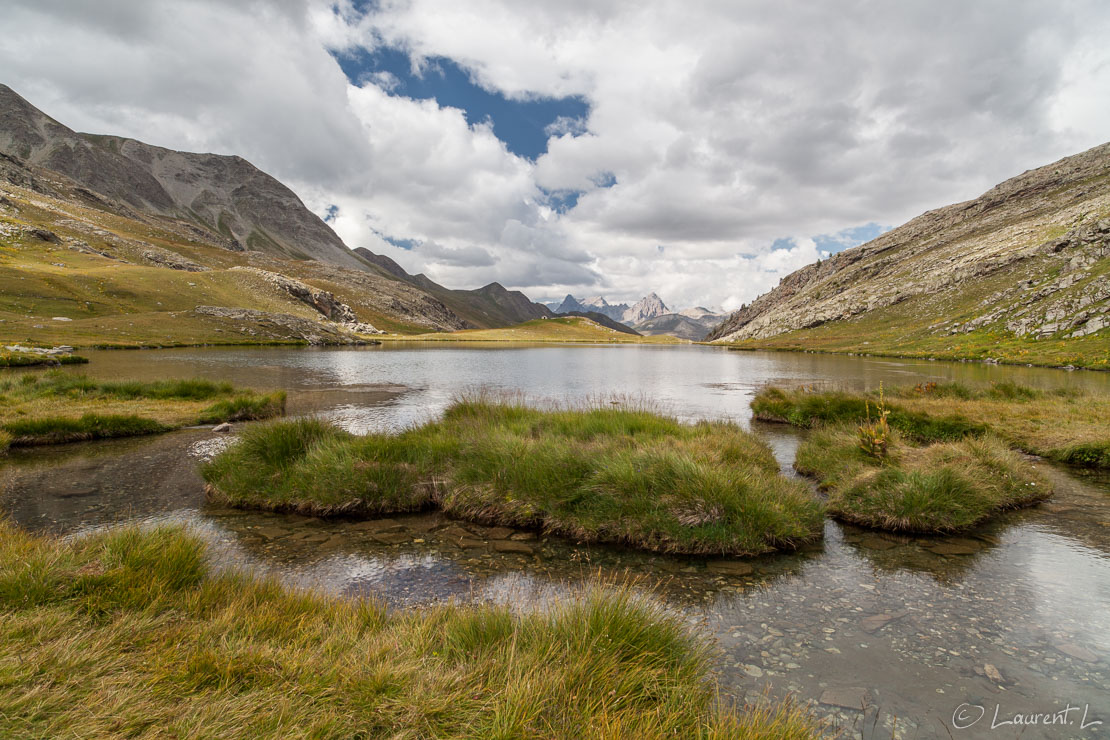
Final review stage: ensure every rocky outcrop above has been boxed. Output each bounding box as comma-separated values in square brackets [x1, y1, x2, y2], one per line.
[707, 141, 1110, 344]
[232, 266, 384, 334]
[192, 306, 370, 344]
[142, 247, 207, 272]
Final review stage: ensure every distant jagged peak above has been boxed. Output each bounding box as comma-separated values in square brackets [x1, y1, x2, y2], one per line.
[623, 292, 670, 324]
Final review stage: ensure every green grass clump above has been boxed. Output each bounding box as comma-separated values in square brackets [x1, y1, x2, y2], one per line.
[1047, 441, 1110, 468]
[795, 426, 1051, 533]
[0, 522, 819, 738]
[204, 399, 824, 556]
[0, 350, 88, 367]
[0, 430, 10, 454]
[2, 413, 169, 444]
[197, 391, 287, 423]
[751, 387, 987, 442]
[752, 383, 1110, 469]
[0, 371, 285, 447]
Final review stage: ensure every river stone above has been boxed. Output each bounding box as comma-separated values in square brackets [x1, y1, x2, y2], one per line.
[294, 531, 332, 543]
[483, 526, 515, 539]
[493, 541, 534, 554]
[457, 538, 487, 549]
[707, 560, 754, 576]
[372, 531, 411, 545]
[984, 664, 1004, 683]
[928, 542, 979, 556]
[1053, 642, 1099, 662]
[819, 688, 870, 710]
[349, 519, 396, 532]
[439, 526, 475, 540]
[55, 487, 97, 498]
[509, 532, 536, 541]
[253, 526, 291, 540]
[858, 536, 897, 551]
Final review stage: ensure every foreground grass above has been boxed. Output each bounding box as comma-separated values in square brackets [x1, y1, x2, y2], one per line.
[0, 371, 284, 449]
[204, 399, 824, 556]
[795, 427, 1050, 533]
[0, 522, 817, 739]
[752, 382, 1110, 468]
[384, 317, 684, 343]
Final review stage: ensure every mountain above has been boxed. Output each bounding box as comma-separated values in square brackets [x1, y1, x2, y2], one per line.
[622, 293, 669, 324]
[552, 294, 629, 322]
[0, 84, 551, 344]
[0, 83, 368, 270]
[554, 294, 588, 314]
[352, 248, 552, 327]
[679, 306, 725, 321]
[634, 307, 725, 340]
[706, 142, 1110, 368]
[632, 314, 708, 341]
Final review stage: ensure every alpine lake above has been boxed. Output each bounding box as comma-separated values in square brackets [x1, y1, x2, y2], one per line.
[3, 343, 1108, 739]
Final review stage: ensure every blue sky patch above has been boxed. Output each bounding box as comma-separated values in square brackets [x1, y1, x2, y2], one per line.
[331, 45, 589, 160]
[383, 235, 421, 251]
[814, 222, 889, 255]
[770, 222, 890, 260]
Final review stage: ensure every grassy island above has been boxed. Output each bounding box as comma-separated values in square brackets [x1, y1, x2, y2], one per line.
[0, 371, 284, 450]
[0, 348, 88, 367]
[752, 384, 1057, 533]
[795, 428, 1050, 532]
[752, 381, 1110, 469]
[204, 399, 824, 556]
[0, 522, 817, 739]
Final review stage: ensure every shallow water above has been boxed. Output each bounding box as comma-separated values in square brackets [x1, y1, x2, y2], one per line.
[2, 344, 1108, 738]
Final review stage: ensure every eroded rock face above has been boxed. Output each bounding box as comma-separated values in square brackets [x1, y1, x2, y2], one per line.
[233, 266, 358, 322]
[707, 142, 1110, 343]
[623, 293, 670, 325]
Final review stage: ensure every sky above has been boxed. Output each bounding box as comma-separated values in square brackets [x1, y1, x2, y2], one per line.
[2, 0, 1109, 311]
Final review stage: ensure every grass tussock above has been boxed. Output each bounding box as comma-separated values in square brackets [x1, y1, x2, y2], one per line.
[0, 522, 819, 739]
[0, 370, 285, 446]
[753, 382, 1110, 469]
[204, 399, 824, 556]
[0, 350, 88, 367]
[795, 427, 1051, 533]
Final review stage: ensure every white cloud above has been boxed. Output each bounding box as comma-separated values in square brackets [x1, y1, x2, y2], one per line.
[2, 0, 1109, 311]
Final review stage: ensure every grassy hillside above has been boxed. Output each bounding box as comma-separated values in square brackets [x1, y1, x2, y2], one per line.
[0, 181, 469, 347]
[383, 316, 684, 343]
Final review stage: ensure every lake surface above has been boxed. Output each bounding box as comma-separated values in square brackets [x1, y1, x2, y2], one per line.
[2, 344, 1108, 738]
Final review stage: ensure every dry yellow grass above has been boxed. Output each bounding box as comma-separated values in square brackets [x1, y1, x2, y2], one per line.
[0, 522, 820, 739]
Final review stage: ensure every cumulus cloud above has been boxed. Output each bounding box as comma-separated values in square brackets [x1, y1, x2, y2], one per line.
[2, 0, 1109, 310]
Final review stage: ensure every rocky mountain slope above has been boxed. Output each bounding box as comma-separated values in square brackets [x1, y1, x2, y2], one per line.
[0, 84, 552, 344]
[353, 248, 551, 328]
[706, 142, 1110, 368]
[0, 84, 368, 270]
[552, 292, 673, 327]
[633, 309, 724, 341]
[551, 295, 629, 322]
